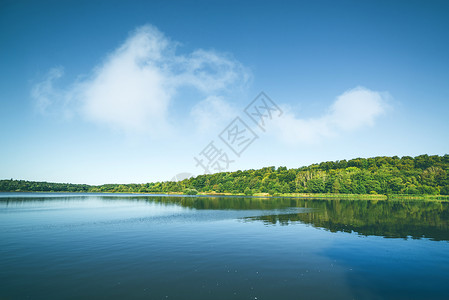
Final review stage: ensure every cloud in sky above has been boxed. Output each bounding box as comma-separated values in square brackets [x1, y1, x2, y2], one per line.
[31, 26, 389, 145]
[269, 87, 390, 144]
[31, 25, 249, 134]
[190, 95, 238, 133]
[31, 67, 64, 114]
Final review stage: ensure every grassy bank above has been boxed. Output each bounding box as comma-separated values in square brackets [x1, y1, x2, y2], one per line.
[190, 191, 449, 201]
[3, 190, 449, 201]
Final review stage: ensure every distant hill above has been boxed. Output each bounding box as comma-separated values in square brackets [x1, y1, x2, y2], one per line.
[1, 154, 448, 196]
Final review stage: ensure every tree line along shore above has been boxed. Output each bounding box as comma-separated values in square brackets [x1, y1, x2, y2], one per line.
[1, 155, 449, 199]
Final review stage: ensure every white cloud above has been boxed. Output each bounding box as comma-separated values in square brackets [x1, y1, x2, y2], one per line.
[329, 87, 388, 130]
[269, 87, 390, 144]
[31, 25, 249, 134]
[173, 49, 250, 93]
[31, 67, 64, 114]
[190, 95, 237, 132]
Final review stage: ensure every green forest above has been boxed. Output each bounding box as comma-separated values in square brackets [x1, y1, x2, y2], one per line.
[1, 154, 449, 196]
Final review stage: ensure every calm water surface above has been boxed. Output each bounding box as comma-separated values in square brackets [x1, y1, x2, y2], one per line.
[1, 193, 449, 299]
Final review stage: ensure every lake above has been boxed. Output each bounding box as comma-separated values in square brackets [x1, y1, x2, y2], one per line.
[1, 193, 449, 299]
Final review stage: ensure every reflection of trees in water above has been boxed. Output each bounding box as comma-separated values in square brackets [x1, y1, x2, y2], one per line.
[145, 196, 449, 241]
[145, 196, 305, 210]
[246, 199, 449, 241]
[4, 195, 449, 241]
[1, 195, 297, 210]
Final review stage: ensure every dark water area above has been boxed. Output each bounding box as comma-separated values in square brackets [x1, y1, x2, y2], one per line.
[1, 193, 449, 299]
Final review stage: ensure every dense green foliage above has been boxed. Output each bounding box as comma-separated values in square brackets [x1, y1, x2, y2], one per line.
[183, 188, 198, 195]
[1, 155, 448, 195]
[0, 180, 91, 192]
[171, 154, 449, 196]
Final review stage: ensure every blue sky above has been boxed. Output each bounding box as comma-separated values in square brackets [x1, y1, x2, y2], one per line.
[1, 0, 448, 184]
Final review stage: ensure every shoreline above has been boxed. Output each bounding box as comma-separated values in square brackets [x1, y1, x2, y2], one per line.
[1, 191, 449, 201]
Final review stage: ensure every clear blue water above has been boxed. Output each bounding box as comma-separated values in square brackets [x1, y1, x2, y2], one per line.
[1, 193, 449, 299]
